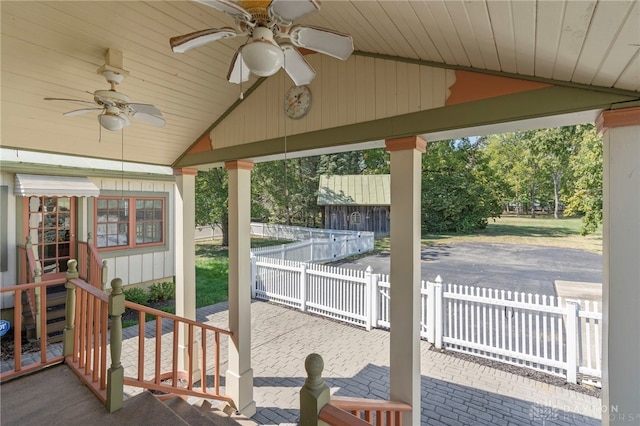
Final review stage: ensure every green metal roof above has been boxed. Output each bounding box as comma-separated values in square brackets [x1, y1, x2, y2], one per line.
[317, 175, 390, 206]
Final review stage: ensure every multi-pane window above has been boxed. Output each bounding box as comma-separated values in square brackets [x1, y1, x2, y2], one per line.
[96, 197, 164, 249]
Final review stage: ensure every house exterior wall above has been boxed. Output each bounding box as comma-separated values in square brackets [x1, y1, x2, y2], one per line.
[0, 173, 18, 310]
[0, 173, 175, 301]
[88, 177, 175, 289]
[324, 205, 390, 237]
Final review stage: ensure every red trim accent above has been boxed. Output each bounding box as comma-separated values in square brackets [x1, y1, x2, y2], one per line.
[187, 133, 213, 154]
[596, 107, 640, 135]
[446, 70, 551, 106]
[173, 168, 198, 176]
[224, 160, 254, 171]
[385, 136, 427, 153]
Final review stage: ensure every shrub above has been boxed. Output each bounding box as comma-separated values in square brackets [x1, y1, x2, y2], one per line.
[148, 281, 176, 302]
[123, 287, 148, 305]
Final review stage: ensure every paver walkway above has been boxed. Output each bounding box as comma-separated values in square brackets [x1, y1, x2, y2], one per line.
[192, 301, 601, 425]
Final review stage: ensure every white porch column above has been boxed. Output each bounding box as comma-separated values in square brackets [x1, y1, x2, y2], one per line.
[173, 168, 199, 379]
[597, 107, 640, 425]
[225, 160, 256, 416]
[385, 136, 426, 426]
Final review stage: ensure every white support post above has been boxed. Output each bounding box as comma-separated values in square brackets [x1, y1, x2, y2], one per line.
[598, 108, 640, 424]
[426, 279, 435, 344]
[386, 136, 426, 426]
[225, 160, 256, 417]
[565, 300, 580, 384]
[434, 276, 443, 349]
[300, 263, 307, 312]
[174, 168, 200, 382]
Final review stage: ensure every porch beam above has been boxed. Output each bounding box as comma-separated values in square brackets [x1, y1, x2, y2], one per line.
[386, 136, 426, 426]
[225, 160, 256, 416]
[598, 107, 640, 425]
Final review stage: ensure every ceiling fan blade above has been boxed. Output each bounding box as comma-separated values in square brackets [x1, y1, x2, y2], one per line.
[63, 108, 103, 116]
[133, 112, 165, 127]
[227, 50, 250, 84]
[170, 27, 237, 53]
[282, 45, 316, 86]
[128, 103, 163, 117]
[268, 0, 320, 25]
[193, 0, 252, 22]
[289, 25, 354, 60]
[44, 97, 96, 107]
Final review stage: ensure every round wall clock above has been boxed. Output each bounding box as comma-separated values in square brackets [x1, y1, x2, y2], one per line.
[284, 85, 311, 119]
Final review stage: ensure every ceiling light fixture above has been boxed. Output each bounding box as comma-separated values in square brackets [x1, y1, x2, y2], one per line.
[240, 27, 284, 77]
[98, 107, 127, 131]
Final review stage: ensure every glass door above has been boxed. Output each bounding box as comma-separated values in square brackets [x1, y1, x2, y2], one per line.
[25, 196, 76, 276]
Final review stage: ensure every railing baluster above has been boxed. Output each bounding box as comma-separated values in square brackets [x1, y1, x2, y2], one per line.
[215, 331, 220, 395]
[138, 311, 146, 382]
[188, 324, 194, 390]
[155, 317, 162, 384]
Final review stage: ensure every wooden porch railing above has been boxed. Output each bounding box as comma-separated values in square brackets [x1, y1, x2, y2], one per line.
[18, 237, 42, 336]
[324, 397, 412, 425]
[78, 233, 107, 290]
[61, 259, 234, 412]
[300, 353, 412, 426]
[121, 300, 235, 408]
[0, 279, 65, 382]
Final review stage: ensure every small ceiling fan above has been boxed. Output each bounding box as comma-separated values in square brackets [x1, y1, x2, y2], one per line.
[170, 0, 354, 86]
[45, 49, 165, 132]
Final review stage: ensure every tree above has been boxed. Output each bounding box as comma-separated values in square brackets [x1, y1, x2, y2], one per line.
[563, 124, 602, 234]
[195, 168, 229, 245]
[422, 138, 503, 233]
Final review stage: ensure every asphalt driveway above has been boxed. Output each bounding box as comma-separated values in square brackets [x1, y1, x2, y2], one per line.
[331, 242, 602, 296]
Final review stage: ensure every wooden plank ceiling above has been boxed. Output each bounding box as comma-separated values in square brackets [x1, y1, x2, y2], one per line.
[1, 1, 638, 167]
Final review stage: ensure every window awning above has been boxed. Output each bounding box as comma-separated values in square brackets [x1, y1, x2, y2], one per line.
[14, 174, 100, 197]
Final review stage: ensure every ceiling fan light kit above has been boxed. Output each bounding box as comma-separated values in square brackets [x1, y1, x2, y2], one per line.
[171, 0, 354, 86]
[44, 49, 165, 132]
[241, 27, 284, 77]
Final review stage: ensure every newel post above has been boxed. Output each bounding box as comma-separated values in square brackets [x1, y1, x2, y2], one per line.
[63, 260, 79, 357]
[300, 353, 330, 426]
[106, 278, 125, 412]
[101, 260, 108, 291]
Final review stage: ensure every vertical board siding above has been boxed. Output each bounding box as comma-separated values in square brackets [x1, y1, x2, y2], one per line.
[210, 57, 455, 148]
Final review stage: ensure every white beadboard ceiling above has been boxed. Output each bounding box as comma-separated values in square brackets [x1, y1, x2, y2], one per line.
[1, 1, 638, 167]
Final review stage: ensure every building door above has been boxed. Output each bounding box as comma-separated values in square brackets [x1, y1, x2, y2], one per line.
[24, 196, 76, 276]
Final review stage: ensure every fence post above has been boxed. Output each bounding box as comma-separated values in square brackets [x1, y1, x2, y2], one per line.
[300, 353, 330, 426]
[310, 238, 315, 263]
[106, 278, 125, 413]
[565, 299, 580, 384]
[250, 254, 257, 299]
[426, 279, 435, 343]
[63, 260, 79, 357]
[281, 244, 286, 261]
[434, 275, 443, 349]
[300, 263, 307, 312]
[364, 266, 373, 331]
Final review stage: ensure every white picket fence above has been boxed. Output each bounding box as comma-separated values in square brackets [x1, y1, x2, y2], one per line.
[251, 256, 602, 385]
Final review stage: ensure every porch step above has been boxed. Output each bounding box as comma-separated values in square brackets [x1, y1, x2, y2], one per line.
[22, 285, 67, 343]
[163, 396, 257, 426]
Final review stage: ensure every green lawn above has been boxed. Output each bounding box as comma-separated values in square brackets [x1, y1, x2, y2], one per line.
[375, 215, 602, 254]
[194, 237, 293, 307]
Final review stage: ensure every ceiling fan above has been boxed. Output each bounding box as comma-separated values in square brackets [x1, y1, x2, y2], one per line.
[170, 0, 354, 86]
[44, 50, 165, 132]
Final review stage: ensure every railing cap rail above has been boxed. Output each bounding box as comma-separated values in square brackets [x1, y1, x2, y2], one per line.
[330, 396, 412, 412]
